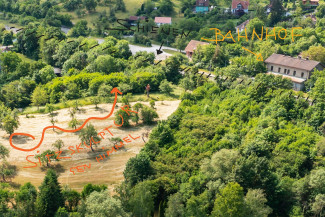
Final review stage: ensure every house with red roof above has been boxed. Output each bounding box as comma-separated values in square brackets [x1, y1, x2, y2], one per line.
[195, 0, 209, 13]
[154, 17, 172, 27]
[231, 0, 249, 15]
[185, 40, 209, 58]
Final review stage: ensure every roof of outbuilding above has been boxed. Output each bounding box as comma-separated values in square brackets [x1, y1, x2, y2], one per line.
[154, 17, 172, 24]
[185, 40, 209, 53]
[196, 0, 209, 7]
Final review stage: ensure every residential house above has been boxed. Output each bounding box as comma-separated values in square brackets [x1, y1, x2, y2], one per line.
[265, 53, 324, 91]
[154, 17, 172, 27]
[185, 40, 209, 58]
[236, 19, 250, 33]
[128, 16, 146, 26]
[195, 0, 209, 13]
[302, 0, 319, 7]
[231, 0, 249, 15]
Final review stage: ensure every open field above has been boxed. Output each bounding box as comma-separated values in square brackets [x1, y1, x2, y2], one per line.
[1, 100, 180, 193]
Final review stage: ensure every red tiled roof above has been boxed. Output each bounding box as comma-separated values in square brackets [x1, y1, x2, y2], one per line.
[232, 0, 249, 9]
[154, 17, 172, 24]
[265, 53, 321, 71]
[129, 16, 146, 21]
[196, 0, 209, 7]
[185, 40, 209, 53]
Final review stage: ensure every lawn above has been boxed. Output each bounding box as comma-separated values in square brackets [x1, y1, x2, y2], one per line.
[60, 0, 183, 28]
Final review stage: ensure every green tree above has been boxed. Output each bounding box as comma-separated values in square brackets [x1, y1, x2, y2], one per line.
[173, 36, 187, 52]
[15, 182, 37, 216]
[55, 207, 69, 217]
[114, 108, 132, 127]
[302, 46, 325, 65]
[164, 55, 182, 83]
[269, 0, 284, 26]
[180, 76, 195, 91]
[40, 38, 60, 66]
[311, 194, 325, 217]
[81, 184, 107, 199]
[244, 189, 272, 217]
[212, 182, 246, 217]
[311, 77, 325, 102]
[83, 190, 130, 217]
[98, 84, 113, 98]
[83, 0, 97, 12]
[68, 20, 90, 37]
[132, 103, 143, 124]
[141, 105, 159, 124]
[129, 182, 154, 217]
[35, 150, 57, 167]
[35, 169, 64, 217]
[62, 187, 80, 212]
[79, 124, 101, 152]
[246, 18, 264, 36]
[2, 32, 13, 45]
[124, 152, 152, 186]
[0, 144, 9, 159]
[159, 79, 173, 95]
[2, 114, 19, 135]
[116, 0, 126, 12]
[0, 51, 22, 73]
[158, 0, 174, 15]
[69, 118, 79, 130]
[316, 4, 325, 18]
[32, 86, 48, 110]
[90, 96, 100, 109]
[165, 192, 185, 217]
[52, 139, 64, 152]
[0, 161, 17, 182]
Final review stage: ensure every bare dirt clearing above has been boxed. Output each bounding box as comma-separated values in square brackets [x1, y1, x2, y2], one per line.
[0, 100, 180, 192]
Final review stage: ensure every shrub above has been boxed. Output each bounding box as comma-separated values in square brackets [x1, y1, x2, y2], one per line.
[141, 105, 158, 124]
[159, 79, 173, 95]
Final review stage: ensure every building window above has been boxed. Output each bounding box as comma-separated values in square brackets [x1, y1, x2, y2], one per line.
[287, 69, 290, 74]
[278, 67, 281, 73]
[301, 72, 304, 78]
[271, 66, 273, 71]
[284, 69, 287, 74]
[293, 71, 296, 76]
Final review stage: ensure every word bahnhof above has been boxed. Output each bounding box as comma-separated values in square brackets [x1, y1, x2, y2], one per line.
[201, 27, 302, 43]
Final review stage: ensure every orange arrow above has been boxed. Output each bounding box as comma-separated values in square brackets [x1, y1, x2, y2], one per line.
[9, 88, 122, 152]
[242, 47, 263, 61]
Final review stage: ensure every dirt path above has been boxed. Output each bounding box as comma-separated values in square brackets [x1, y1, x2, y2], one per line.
[0, 100, 180, 192]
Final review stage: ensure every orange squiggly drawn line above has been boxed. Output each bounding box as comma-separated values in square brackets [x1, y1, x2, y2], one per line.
[9, 88, 122, 152]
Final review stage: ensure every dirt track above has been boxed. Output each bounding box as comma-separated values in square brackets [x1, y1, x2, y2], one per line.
[0, 100, 180, 192]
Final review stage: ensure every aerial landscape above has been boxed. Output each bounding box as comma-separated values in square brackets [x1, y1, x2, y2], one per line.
[0, 0, 325, 216]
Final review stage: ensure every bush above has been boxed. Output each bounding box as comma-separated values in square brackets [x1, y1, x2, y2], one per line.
[114, 108, 132, 127]
[141, 105, 158, 124]
[159, 79, 173, 95]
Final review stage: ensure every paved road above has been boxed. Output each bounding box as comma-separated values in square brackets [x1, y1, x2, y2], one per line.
[97, 38, 182, 60]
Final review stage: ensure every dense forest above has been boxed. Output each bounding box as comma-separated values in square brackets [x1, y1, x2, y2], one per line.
[0, 0, 325, 216]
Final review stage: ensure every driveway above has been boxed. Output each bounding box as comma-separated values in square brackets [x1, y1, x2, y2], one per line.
[96, 38, 182, 60]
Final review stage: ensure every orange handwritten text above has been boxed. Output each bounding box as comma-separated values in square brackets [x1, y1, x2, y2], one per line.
[201, 27, 302, 43]
[70, 164, 91, 175]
